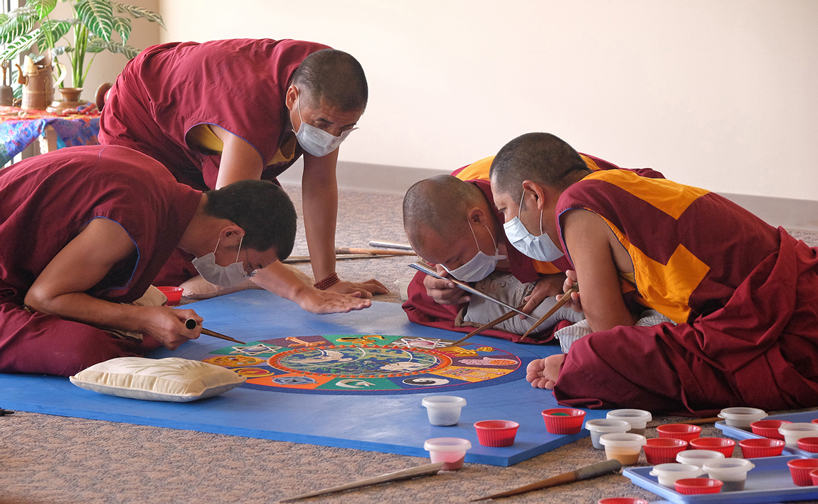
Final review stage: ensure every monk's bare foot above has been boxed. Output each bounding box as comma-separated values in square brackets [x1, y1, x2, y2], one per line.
[526, 355, 565, 389]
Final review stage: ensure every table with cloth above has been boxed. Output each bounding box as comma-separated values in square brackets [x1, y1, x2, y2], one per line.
[0, 105, 100, 166]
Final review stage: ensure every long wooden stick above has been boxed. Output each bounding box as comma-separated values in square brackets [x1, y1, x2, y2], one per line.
[519, 284, 579, 341]
[335, 247, 416, 256]
[470, 459, 621, 501]
[368, 240, 413, 250]
[284, 254, 393, 264]
[669, 416, 721, 426]
[185, 318, 246, 345]
[449, 304, 526, 347]
[279, 462, 444, 502]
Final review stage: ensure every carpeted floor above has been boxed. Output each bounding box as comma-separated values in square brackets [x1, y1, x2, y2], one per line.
[1, 184, 817, 504]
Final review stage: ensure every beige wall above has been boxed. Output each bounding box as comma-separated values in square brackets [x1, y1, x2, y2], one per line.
[154, 0, 817, 201]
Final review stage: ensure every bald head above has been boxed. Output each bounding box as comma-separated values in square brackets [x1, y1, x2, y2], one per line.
[489, 133, 591, 201]
[292, 49, 368, 112]
[403, 175, 487, 251]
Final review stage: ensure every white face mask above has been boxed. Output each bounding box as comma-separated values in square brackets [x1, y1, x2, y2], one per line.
[293, 90, 355, 157]
[442, 221, 506, 282]
[503, 189, 565, 262]
[191, 236, 251, 288]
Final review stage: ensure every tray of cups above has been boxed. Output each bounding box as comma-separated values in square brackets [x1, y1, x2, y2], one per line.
[715, 410, 818, 458]
[623, 455, 818, 503]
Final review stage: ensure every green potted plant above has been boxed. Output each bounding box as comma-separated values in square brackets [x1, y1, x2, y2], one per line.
[0, 0, 164, 104]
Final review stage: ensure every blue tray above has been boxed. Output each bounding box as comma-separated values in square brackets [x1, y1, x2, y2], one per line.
[624, 455, 818, 503]
[716, 411, 818, 458]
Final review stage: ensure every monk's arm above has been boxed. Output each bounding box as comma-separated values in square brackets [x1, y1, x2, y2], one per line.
[561, 209, 636, 331]
[23, 218, 200, 350]
[212, 126, 264, 188]
[302, 150, 388, 297]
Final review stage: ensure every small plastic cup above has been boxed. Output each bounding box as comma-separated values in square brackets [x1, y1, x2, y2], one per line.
[649, 463, 703, 487]
[598, 499, 649, 504]
[813, 419, 818, 425]
[606, 409, 652, 435]
[751, 419, 792, 439]
[718, 407, 767, 429]
[423, 437, 471, 470]
[787, 458, 818, 486]
[157, 286, 183, 306]
[644, 438, 688, 465]
[656, 423, 702, 442]
[810, 468, 818, 486]
[421, 396, 466, 426]
[474, 420, 519, 447]
[541, 408, 586, 435]
[739, 438, 785, 458]
[703, 458, 755, 491]
[585, 419, 631, 449]
[676, 449, 725, 468]
[797, 437, 818, 453]
[674, 478, 723, 495]
[779, 422, 818, 447]
[599, 433, 646, 466]
[689, 437, 736, 457]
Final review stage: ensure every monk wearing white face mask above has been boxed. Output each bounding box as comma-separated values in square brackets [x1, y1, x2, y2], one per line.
[99, 39, 387, 314]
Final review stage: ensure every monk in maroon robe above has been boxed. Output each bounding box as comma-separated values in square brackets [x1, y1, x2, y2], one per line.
[490, 133, 818, 415]
[0, 145, 295, 376]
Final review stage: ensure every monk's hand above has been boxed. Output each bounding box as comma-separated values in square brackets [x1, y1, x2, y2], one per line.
[295, 288, 372, 313]
[326, 278, 389, 298]
[526, 354, 565, 389]
[424, 265, 470, 305]
[142, 307, 201, 351]
[521, 273, 566, 316]
[563, 270, 583, 313]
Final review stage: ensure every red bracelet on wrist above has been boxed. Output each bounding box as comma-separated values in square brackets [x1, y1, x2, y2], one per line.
[314, 272, 340, 290]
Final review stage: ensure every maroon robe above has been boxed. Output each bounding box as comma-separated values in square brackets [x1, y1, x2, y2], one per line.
[0, 146, 201, 376]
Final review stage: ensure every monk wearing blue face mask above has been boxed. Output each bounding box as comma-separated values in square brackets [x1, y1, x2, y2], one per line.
[99, 39, 387, 314]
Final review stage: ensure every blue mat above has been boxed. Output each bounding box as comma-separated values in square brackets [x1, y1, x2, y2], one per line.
[0, 290, 607, 466]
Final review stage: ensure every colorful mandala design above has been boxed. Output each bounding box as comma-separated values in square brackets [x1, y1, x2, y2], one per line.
[201, 334, 527, 395]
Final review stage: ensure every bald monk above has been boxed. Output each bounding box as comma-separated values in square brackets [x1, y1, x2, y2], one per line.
[0, 145, 296, 376]
[489, 132, 818, 414]
[99, 39, 387, 313]
[402, 156, 662, 342]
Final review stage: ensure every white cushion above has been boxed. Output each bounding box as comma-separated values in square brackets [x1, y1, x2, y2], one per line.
[69, 357, 245, 402]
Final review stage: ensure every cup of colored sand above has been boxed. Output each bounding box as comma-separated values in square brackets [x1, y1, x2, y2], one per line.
[779, 422, 818, 447]
[598, 499, 649, 504]
[751, 419, 791, 439]
[157, 286, 183, 306]
[606, 409, 652, 435]
[810, 468, 818, 486]
[797, 437, 818, 453]
[422, 396, 466, 426]
[474, 420, 519, 447]
[703, 458, 754, 491]
[656, 423, 702, 442]
[787, 458, 818, 486]
[674, 478, 723, 495]
[689, 437, 736, 457]
[738, 438, 785, 458]
[541, 408, 585, 435]
[599, 433, 646, 466]
[649, 463, 703, 487]
[718, 407, 766, 429]
[644, 438, 688, 465]
[586, 419, 631, 449]
[675, 449, 725, 468]
[423, 437, 471, 470]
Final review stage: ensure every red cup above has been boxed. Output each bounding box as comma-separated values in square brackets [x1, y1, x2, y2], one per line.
[674, 478, 723, 495]
[689, 437, 736, 457]
[751, 419, 792, 439]
[811, 468, 818, 486]
[643, 438, 688, 465]
[474, 420, 519, 447]
[656, 423, 702, 442]
[812, 419, 818, 425]
[541, 408, 586, 435]
[739, 438, 785, 458]
[797, 437, 818, 453]
[788, 458, 818, 486]
[598, 499, 649, 504]
[157, 286, 184, 306]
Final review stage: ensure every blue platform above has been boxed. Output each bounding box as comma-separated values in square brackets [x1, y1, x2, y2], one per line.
[0, 290, 607, 466]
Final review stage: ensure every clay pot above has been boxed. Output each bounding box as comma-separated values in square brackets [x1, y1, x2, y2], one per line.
[47, 87, 87, 114]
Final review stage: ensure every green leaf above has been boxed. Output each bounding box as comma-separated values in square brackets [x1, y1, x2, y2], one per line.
[112, 15, 131, 44]
[86, 36, 139, 59]
[111, 1, 165, 29]
[75, 0, 114, 42]
[0, 29, 41, 61]
[51, 45, 68, 56]
[0, 6, 38, 44]
[0, 14, 9, 26]
[38, 18, 74, 44]
[26, 0, 57, 19]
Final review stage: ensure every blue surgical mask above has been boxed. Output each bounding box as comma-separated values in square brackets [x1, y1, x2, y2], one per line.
[293, 89, 355, 157]
[503, 190, 564, 262]
[191, 236, 251, 287]
[442, 221, 506, 282]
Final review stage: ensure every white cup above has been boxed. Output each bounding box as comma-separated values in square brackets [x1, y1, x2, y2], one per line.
[424, 437, 471, 470]
[703, 458, 755, 492]
[606, 409, 652, 435]
[585, 419, 631, 449]
[649, 463, 703, 487]
[718, 407, 767, 428]
[599, 432, 647, 466]
[779, 422, 818, 447]
[676, 449, 725, 468]
[422, 396, 466, 426]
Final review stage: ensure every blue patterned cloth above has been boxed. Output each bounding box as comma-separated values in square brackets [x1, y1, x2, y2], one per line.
[0, 105, 100, 165]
